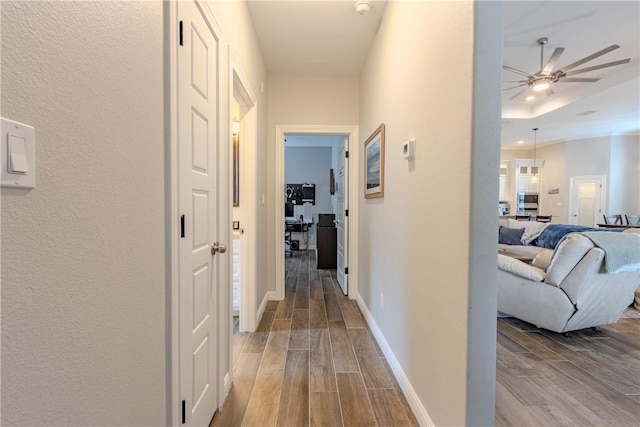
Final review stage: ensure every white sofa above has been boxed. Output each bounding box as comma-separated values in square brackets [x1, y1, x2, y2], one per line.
[497, 232, 640, 333]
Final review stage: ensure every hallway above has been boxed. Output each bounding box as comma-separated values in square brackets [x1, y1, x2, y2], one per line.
[210, 251, 419, 426]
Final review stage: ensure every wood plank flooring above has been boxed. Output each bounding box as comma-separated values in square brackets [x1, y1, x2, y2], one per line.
[496, 316, 640, 426]
[216, 251, 640, 426]
[211, 251, 419, 427]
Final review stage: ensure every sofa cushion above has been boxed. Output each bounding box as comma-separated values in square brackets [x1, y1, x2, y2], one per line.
[499, 226, 525, 245]
[545, 233, 594, 287]
[498, 254, 546, 282]
[531, 249, 554, 271]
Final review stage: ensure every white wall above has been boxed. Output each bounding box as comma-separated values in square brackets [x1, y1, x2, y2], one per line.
[206, 1, 268, 315]
[1, 2, 166, 425]
[502, 135, 639, 223]
[285, 147, 333, 220]
[359, 2, 501, 425]
[537, 142, 568, 222]
[610, 135, 640, 215]
[267, 74, 359, 294]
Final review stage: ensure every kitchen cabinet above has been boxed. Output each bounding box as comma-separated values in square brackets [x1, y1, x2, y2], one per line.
[499, 163, 508, 200]
[515, 162, 542, 192]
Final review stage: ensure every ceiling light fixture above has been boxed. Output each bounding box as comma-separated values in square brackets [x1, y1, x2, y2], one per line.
[532, 78, 551, 92]
[531, 127, 539, 182]
[516, 140, 524, 145]
[525, 95, 535, 101]
[354, 0, 372, 14]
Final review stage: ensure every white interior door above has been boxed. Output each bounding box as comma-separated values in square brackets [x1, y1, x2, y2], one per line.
[336, 137, 348, 295]
[178, 1, 221, 425]
[570, 176, 604, 227]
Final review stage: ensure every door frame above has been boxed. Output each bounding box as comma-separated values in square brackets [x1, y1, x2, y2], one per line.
[229, 50, 258, 333]
[274, 125, 359, 300]
[166, 1, 231, 424]
[568, 174, 606, 226]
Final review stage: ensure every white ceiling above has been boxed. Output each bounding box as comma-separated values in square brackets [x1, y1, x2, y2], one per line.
[247, 0, 387, 75]
[246, 1, 639, 149]
[501, 1, 640, 149]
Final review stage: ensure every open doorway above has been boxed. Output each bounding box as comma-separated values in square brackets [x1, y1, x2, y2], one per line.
[284, 135, 344, 291]
[230, 57, 258, 334]
[275, 125, 359, 301]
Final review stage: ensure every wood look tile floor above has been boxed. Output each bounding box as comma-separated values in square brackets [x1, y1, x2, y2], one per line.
[215, 251, 640, 427]
[211, 251, 419, 427]
[496, 316, 640, 426]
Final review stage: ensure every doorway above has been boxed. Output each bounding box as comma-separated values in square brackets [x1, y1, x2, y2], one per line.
[230, 54, 258, 333]
[569, 175, 606, 227]
[275, 125, 359, 301]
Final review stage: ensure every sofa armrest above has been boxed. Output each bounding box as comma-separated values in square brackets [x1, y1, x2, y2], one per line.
[498, 254, 546, 282]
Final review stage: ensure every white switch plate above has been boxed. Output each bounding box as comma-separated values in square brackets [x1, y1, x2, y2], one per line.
[2, 117, 36, 189]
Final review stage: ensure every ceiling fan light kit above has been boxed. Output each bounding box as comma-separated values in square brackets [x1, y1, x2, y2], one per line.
[503, 36, 632, 100]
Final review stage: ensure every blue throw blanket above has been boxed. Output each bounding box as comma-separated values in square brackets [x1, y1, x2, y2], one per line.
[531, 224, 624, 249]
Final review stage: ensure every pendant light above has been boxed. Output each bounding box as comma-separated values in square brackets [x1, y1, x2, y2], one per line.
[531, 127, 539, 182]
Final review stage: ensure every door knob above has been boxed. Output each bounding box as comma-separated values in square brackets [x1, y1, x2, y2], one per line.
[211, 242, 227, 255]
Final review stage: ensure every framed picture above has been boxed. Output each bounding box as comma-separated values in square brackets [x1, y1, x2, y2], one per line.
[364, 123, 385, 199]
[233, 133, 239, 206]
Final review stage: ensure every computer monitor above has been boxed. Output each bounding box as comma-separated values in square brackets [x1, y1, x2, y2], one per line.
[285, 202, 294, 217]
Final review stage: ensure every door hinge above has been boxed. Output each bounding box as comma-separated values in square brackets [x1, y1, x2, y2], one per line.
[345, 209, 349, 217]
[345, 267, 349, 275]
[179, 21, 184, 46]
[181, 400, 186, 424]
[180, 215, 185, 238]
[345, 151, 349, 158]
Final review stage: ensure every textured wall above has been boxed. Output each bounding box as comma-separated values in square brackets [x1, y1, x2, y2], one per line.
[267, 74, 359, 295]
[1, 2, 166, 425]
[358, 2, 501, 425]
[206, 0, 269, 314]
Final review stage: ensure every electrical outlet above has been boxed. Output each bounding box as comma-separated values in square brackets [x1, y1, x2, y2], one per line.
[380, 293, 384, 310]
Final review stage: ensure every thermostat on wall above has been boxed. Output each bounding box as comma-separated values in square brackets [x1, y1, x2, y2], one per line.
[402, 139, 415, 160]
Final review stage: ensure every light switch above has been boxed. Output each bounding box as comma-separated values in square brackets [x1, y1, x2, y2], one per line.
[2, 117, 36, 189]
[9, 134, 29, 174]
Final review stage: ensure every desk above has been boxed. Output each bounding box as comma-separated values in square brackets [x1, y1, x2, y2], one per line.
[285, 218, 313, 251]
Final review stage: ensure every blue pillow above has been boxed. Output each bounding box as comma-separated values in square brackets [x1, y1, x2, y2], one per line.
[499, 226, 524, 245]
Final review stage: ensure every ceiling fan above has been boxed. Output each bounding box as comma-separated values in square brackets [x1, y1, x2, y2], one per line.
[503, 37, 631, 100]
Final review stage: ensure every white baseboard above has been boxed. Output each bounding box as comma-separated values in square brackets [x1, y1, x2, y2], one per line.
[266, 291, 278, 300]
[257, 292, 270, 324]
[223, 372, 231, 395]
[356, 295, 434, 427]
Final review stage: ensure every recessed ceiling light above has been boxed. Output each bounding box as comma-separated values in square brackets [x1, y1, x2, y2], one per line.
[354, 0, 372, 14]
[516, 140, 524, 145]
[525, 95, 535, 101]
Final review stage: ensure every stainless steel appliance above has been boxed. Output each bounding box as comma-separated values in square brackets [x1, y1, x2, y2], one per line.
[499, 201, 510, 215]
[517, 192, 539, 214]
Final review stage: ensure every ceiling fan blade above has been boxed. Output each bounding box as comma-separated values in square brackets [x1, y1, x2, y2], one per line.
[564, 58, 631, 76]
[558, 77, 600, 83]
[503, 65, 532, 78]
[541, 47, 565, 74]
[559, 44, 620, 72]
[503, 80, 528, 83]
[503, 83, 528, 91]
[508, 87, 528, 100]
